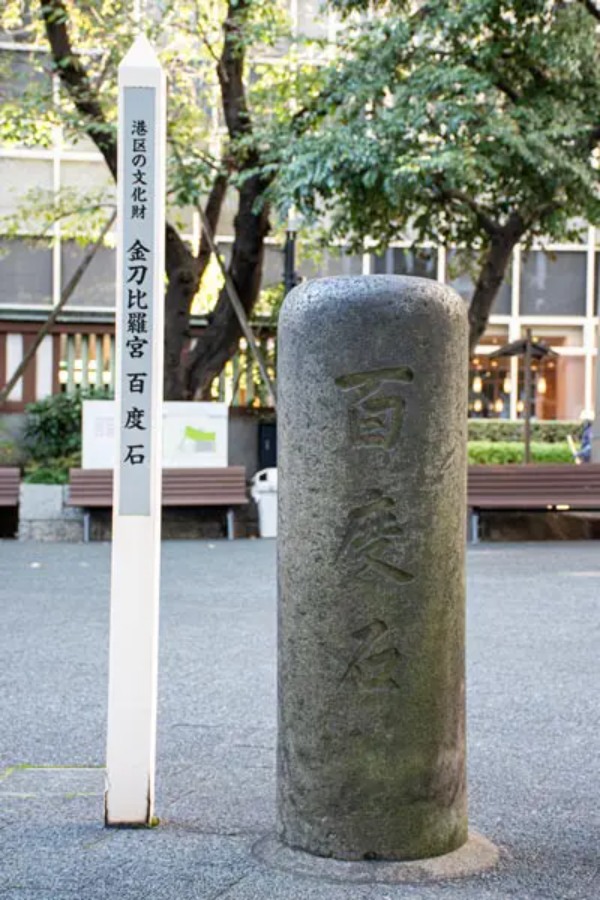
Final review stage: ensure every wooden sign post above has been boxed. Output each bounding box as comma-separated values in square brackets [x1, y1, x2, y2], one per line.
[105, 34, 166, 826]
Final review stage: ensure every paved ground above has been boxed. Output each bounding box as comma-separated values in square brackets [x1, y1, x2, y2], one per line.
[0, 539, 599, 899]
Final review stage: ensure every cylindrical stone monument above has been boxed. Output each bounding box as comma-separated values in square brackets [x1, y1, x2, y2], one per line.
[277, 275, 468, 861]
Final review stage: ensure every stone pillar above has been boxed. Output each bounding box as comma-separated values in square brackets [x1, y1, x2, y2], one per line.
[277, 275, 468, 861]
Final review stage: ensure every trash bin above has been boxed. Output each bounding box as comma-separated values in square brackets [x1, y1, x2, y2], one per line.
[250, 468, 278, 538]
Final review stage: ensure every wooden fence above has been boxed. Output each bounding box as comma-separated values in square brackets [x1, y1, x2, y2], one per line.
[0, 319, 276, 412]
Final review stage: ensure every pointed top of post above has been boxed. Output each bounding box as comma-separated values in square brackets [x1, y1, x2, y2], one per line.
[120, 33, 161, 72]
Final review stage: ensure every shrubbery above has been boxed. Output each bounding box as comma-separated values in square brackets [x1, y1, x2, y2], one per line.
[467, 420, 580, 444]
[22, 390, 111, 484]
[14, 394, 585, 479]
[23, 458, 81, 484]
[468, 441, 574, 465]
[0, 437, 23, 466]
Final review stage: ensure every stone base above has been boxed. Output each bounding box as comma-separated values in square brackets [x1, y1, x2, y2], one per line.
[18, 519, 84, 542]
[18, 484, 84, 542]
[253, 832, 499, 885]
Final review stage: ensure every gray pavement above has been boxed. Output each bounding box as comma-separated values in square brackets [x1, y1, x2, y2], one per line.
[0, 539, 599, 899]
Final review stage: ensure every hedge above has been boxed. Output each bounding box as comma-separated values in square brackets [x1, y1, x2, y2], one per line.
[467, 420, 580, 444]
[468, 441, 574, 465]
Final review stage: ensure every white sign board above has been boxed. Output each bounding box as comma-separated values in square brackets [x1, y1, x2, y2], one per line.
[118, 86, 156, 515]
[106, 34, 166, 828]
[162, 402, 228, 468]
[83, 401, 116, 467]
[83, 400, 229, 469]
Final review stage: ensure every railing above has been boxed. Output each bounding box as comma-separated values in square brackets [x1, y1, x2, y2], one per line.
[58, 332, 115, 393]
[209, 336, 276, 407]
[58, 332, 276, 407]
[0, 322, 277, 411]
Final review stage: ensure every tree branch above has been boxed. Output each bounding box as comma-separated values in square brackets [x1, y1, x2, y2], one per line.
[468, 212, 527, 351]
[184, 0, 273, 398]
[580, 0, 600, 22]
[435, 183, 500, 236]
[168, 140, 229, 275]
[587, 123, 600, 149]
[217, 0, 254, 148]
[194, 198, 276, 406]
[196, 172, 229, 271]
[464, 55, 521, 104]
[40, 0, 117, 177]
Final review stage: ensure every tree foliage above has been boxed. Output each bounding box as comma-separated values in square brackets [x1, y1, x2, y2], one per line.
[269, 0, 600, 347]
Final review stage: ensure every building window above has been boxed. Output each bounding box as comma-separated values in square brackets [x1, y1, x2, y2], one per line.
[298, 249, 363, 280]
[372, 247, 437, 279]
[551, 356, 585, 420]
[520, 251, 586, 316]
[0, 238, 52, 306]
[61, 241, 116, 308]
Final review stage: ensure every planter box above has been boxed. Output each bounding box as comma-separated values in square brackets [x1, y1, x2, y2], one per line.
[18, 484, 83, 542]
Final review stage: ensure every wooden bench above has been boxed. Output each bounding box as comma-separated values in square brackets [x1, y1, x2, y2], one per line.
[0, 468, 20, 508]
[67, 467, 248, 542]
[467, 463, 600, 542]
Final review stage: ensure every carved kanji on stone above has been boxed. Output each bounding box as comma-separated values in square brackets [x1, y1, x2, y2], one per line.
[335, 366, 413, 450]
[337, 489, 414, 586]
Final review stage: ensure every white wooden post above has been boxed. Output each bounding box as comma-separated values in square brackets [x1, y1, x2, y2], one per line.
[105, 34, 166, 826]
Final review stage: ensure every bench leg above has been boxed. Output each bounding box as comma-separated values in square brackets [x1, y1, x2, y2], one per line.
[469, 510, 480, 545]
[226, 508, 235, 541]
[83, 511, 91, 544]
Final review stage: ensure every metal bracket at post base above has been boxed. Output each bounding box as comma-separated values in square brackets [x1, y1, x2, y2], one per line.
[226, 508, 235, 541]
[469, 509, 480, 544]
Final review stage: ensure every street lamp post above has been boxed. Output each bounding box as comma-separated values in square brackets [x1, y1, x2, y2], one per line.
[489, 330, 557, 464]
[283, 227, 297, 296]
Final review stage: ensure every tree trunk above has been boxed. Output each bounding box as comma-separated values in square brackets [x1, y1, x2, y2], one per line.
[185, 172, 271, 398]
[181, 0, 274, 399]
[41, 1, 267, 404]
[468, 216, 525, 352]
[163, 172, 229, 400]
[163, 244, 200, 401]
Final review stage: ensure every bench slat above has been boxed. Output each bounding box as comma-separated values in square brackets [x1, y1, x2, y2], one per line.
[468, 463, 600, 510]
[0, 468, 20, 506]
[68, 468, 248, 508]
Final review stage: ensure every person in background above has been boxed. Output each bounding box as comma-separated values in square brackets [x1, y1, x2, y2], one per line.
[576, 417, 593, 463]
